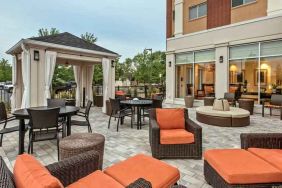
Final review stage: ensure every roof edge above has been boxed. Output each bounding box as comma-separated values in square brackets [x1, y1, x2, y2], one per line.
[6, 39, 120, 58]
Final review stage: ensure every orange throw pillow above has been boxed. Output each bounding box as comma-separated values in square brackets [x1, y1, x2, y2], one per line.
[14, 154, 63, 188]
[156, 108, 185, 130]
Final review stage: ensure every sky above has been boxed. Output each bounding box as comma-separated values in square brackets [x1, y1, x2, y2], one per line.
[0, 0, 166, 63]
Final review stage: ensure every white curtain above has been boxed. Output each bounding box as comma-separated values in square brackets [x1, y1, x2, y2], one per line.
[73, 66, 82, 107]
[44, 51, 57, 106]
[10, 56, 17, 112]
[21, 45, 31, 109]
[86, 65, 94, 102]
[102, 58, 110, 113]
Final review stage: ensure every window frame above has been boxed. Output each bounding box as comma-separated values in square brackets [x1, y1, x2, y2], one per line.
[231, 0, 256, 8]
[189, 2, 207, 21]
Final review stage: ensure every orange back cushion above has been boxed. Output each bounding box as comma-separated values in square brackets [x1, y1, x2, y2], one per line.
[14, 154, 63, 188]
[156, 108, 185, 130]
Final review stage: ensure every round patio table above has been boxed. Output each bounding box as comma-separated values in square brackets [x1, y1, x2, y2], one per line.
[120, 100, 152, 130]
[13, 106, 79, 154]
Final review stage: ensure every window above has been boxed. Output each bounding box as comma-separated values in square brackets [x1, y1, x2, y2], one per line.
[232, 0, 256, 8]
[189, 3, 207, 20]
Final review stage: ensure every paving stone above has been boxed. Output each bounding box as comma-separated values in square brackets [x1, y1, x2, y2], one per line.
[0, 104, 281, 186]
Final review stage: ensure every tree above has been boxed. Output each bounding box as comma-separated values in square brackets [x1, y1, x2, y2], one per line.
[131, 51, 166, 84]
[81, 32, 97, 44]
[0, 58, 12, 82]
[38, 28, 60, 37]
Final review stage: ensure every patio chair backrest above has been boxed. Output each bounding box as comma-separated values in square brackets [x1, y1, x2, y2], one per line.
[47, 99, 66, 108]
[85, 100, 93, 118]
[28, 107, 60, 130]
[151, 99, 162, 108]
[270, 94, 282, 106]
[109, 98, 121, 114]
[0, 102, 7, 121]
[0, 156, 15, 188]
[224, 93, 235, 101]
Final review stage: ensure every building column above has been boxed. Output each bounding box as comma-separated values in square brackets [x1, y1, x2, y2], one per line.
[215, 44, 229, 98]
[267, 0, 282, 16]
[165, 53, 175, 104]
[174, 0, 184, 37]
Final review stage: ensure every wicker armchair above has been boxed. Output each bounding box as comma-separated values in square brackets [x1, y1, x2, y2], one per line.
[204, 133, 282, 188]
[0, 151, 152, 188]
[262, 94, 282, 120]
[149, 108, 202, 159]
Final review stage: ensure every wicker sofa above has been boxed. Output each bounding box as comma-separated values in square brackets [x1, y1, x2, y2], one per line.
[149, 108, 202, 159]
[204, 133, 282, 188]
[0, 150, 182, 188]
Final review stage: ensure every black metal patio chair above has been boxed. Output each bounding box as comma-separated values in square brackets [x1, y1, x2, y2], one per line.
[0, 102, 28, 147]
[71, 100, 93, 133]
[108, 98, 133, 132]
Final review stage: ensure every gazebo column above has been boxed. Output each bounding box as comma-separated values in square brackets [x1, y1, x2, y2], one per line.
[11, 55, 23, 112]
[102, 58, 115, 113]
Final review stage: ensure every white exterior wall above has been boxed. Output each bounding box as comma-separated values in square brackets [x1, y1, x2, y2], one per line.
[166, 14, 282, 104]
[174, 0, 184, 36]
[267, 0, 282, 16]
[215, 45, 228, 99]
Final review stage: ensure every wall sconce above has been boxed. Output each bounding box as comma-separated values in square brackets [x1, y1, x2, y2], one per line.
[219, 56, 224, 63]
[111, 60, 115, 68]
[168, 61, 172, 67]
[34, 50, 40, 61]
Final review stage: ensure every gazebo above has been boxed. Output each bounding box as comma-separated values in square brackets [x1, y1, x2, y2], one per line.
[6, 32, 119, 113]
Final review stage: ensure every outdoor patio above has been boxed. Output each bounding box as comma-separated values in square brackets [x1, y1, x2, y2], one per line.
[0, 103, 281, 187]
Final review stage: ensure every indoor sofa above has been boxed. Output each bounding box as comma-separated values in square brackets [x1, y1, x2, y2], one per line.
[204, 133, 282, 188]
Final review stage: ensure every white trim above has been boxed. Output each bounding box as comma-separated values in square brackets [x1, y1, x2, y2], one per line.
[57, 53, 102, 63]
[167, 13, 282, 41]
[7, 39, 120, 58]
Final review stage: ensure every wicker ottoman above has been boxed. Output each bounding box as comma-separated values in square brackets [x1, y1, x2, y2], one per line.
[59, 133, 105, 169]
[238, 99, 254, 115]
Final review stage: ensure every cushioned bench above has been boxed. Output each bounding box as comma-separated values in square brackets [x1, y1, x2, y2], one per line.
[204, 133, 282, 187]
[196, 106, 250, 127]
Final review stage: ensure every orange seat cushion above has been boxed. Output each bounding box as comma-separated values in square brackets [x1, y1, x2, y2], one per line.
[160, 129, 194, 145]
[67, 170, 123, 188]
[156, 108, 185, 130]
[248, 148, 282, 171]
[13, 154, 63, 188]
[204, 149, 282, 184]
[104, 154, 180, 188]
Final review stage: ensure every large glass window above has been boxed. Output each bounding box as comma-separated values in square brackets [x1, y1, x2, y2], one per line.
[232, 0, 256, 8]
[229, 40, 282, 103]
[175, 50, 215, 99]
[189, 3, 207, 20]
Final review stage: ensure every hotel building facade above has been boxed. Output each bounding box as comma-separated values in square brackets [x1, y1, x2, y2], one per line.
[165, 0, 282, 104]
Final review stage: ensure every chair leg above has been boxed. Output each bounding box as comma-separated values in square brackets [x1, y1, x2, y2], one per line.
[262, 107, 265, 117]
[117, 118, 120, 132]
[56, 133, 60, 160]
[108, 115, 112, 129]
[270, 108, 272, 116]
[0, 134, 3, 147]
[28, 132, 33, 154]
[88, 121, 92, 133]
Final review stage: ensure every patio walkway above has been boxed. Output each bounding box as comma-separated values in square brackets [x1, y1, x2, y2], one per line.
[0, 104, 281, 187]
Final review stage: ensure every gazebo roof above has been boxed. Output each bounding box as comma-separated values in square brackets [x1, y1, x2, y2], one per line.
[6, 32, 119, 57]
[29, 32, 118, 55]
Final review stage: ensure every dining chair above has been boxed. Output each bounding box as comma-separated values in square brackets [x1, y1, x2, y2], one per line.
[47, 98, 66, 108]
[0, 102, 27, 147]
[47, 98, 66, 136]
[143, 99, 163, 119]
[27, 107, 60, 159]
[71, 100, 93, 133]
[108, 98, 132, 132]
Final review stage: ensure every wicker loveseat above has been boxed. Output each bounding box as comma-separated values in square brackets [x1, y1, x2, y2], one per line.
[1, 151, 181, 188]
[204, 133, 282, 188]
[149, 108, 202, 159]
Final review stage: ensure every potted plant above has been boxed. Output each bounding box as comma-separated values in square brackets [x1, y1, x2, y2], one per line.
[272, 84, 277, 94]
